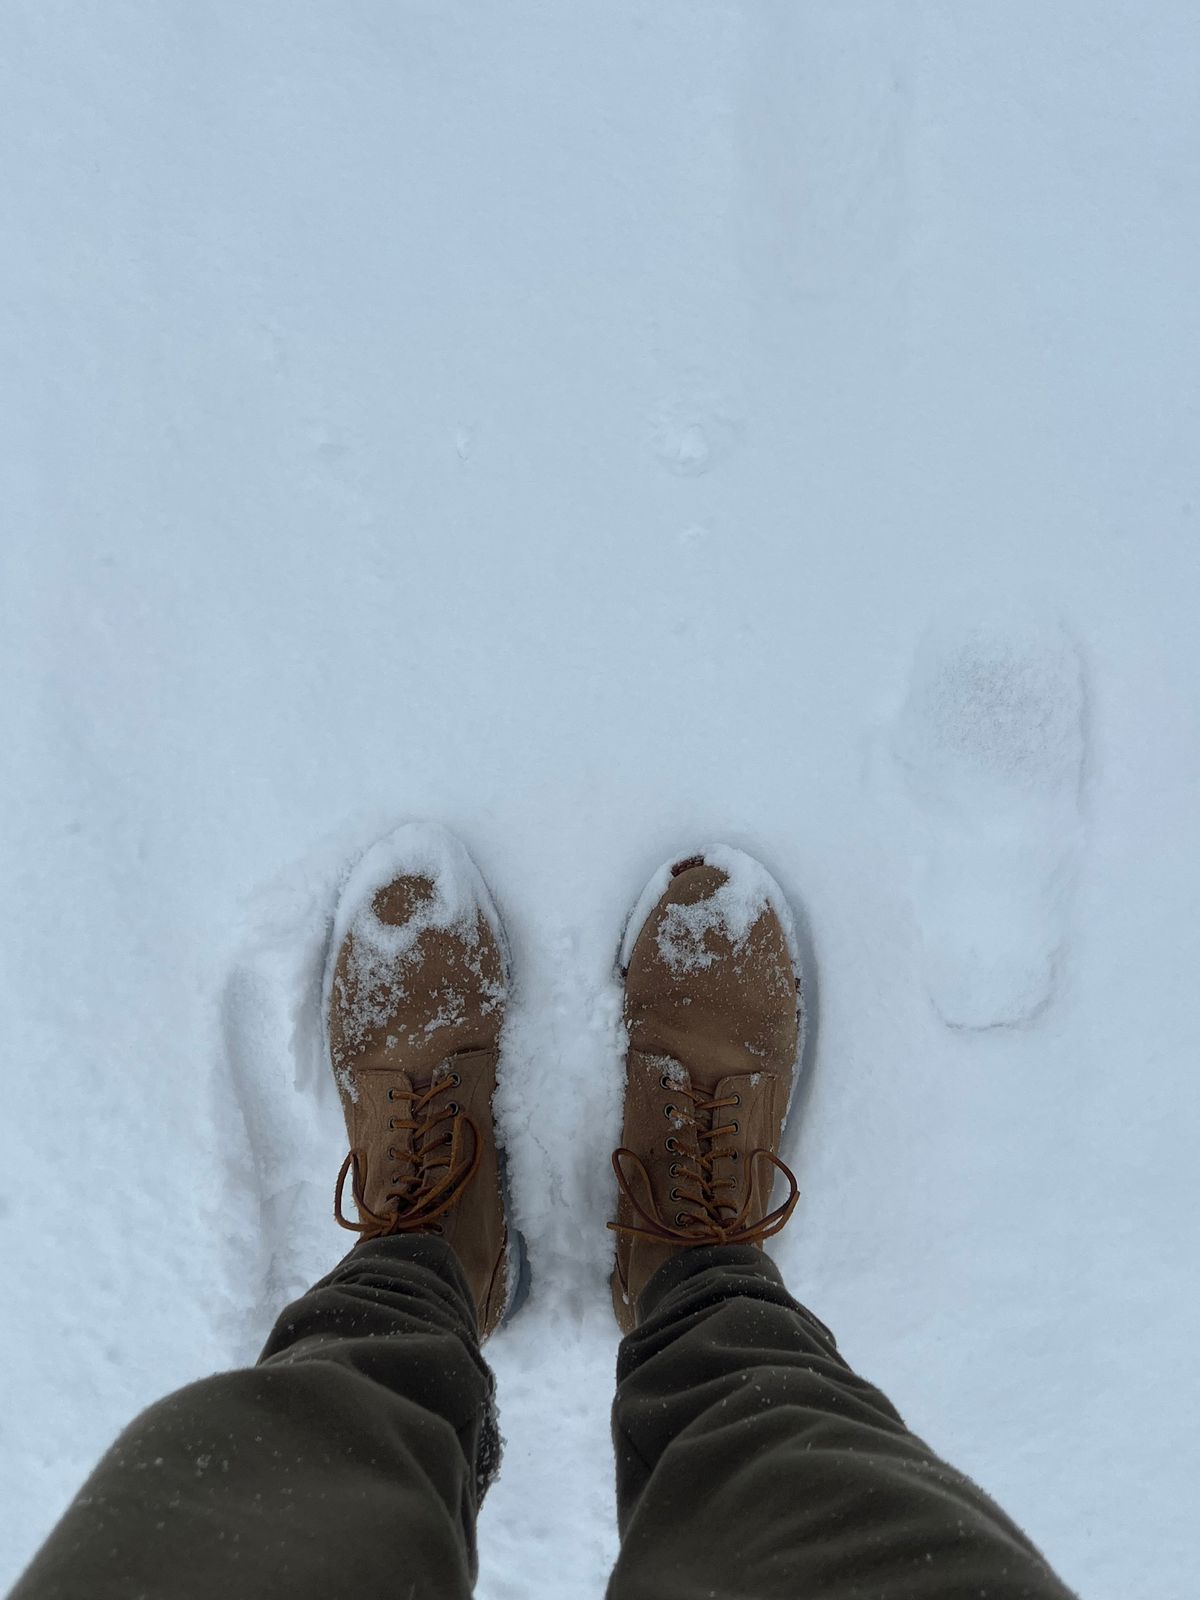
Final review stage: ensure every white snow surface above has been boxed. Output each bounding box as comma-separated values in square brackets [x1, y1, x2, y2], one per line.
[886, 597, 1087, 1027]
[3, 5, 1200, 1598]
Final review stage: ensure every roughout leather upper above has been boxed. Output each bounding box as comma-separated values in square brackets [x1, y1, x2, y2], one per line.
[612, 858, 802, 1332]
[329, 869, 512, 1339]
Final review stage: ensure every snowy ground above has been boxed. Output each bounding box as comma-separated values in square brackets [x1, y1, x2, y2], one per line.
[3, 4, 1199, 1596]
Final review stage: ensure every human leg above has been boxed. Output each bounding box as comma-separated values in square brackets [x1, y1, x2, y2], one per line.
[607, 847, 1072, 1599]
[11, 1234, 493, 1600]
[11, 824, 525, 1600]
[609, 1244, 1074, 1600]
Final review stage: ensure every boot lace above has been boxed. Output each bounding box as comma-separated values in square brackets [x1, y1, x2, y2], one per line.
[335, 1069, 481, 1238]
[609, 1075, 799, 1246]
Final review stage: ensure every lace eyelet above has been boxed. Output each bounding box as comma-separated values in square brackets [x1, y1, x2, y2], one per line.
[387, 1087, 397, 1101]
[659, 1075, 672, 1090]
[730, 1121, 740, 1134]
[675, 1212, 689, 1227]
[450, 1073, 462, 1087]
[663, 1105, 675, 1119]
[387, 1146, 397, 1160]
[669, 1187, 681, 1201]
[731, 1094, 741, 1106]
[447, 1102, 460, 1115]
[665, 1137, 678, 1153]
[669, 1163, 680, 1177]
[730, 1150, 740, 1162]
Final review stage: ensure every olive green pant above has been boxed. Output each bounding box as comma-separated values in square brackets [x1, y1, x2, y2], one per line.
[10, 1236, 1074, 1600]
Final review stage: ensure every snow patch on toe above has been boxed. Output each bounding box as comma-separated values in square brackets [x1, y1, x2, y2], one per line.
[621, 844, 800, 976]
[330, 821, 505, 968]
[323, 822, 508, 1082]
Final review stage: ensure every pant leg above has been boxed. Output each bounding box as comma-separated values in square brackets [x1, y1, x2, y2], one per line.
[608, 1244, 1075, 1600]
[10, 1234, 496, 1600]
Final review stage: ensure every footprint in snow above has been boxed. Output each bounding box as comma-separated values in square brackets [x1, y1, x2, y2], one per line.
[887, 598, 1087, 1030]
[218, 850, 351, 1330]
[646, 385, 742, 478]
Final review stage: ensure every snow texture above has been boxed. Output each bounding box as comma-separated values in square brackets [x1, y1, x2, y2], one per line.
[3, 5, 1200, 1599]
[324, 821, 508, 1092]
[887, 598, 1086, 1028]
[620, 843, 800, 976]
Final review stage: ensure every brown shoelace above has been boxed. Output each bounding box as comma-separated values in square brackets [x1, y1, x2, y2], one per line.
[609, 1077, 799, 1246]
[335, 1073, 481, 1238]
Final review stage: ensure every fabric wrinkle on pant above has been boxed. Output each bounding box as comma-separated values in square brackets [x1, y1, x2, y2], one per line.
[607, 1244, 1076, 1600]
[8, 1235, 491, 1600]
[10, 1237, 1075, 1600]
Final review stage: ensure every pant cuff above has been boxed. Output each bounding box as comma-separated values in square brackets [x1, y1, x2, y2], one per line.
[638, 1243, 781, 1320]
[637, 1243, 838, 1350]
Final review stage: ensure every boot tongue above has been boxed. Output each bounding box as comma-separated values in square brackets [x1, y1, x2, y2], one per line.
[386, 1068, 417, 1153]
[374, 1068, 418, 1213]
[659, 1055, 749, 1225]
[650, 1054, 708, 1196]
[402, 1055, 479, 1191]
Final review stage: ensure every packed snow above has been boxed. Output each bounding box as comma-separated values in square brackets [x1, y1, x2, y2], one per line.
[886, 597, 1087, 1027]
[3, 5, 1199, 1599]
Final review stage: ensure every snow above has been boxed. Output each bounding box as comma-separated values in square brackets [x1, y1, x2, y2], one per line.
[620, 843, 800, 975]
[325, 821, 507, 1088]
[2, 4, 1199, 1599]
[329, 823, 507, 978]
[885, 597, 1087, 1027]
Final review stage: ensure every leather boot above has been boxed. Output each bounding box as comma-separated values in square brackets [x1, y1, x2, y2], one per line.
[610, 847, 805, 1332]
[328, 823, 526, 1339]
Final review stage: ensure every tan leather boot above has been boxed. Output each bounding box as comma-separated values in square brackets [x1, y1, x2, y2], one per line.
[610, 847, 806, 1332]
[327, 824, 527, 1339]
